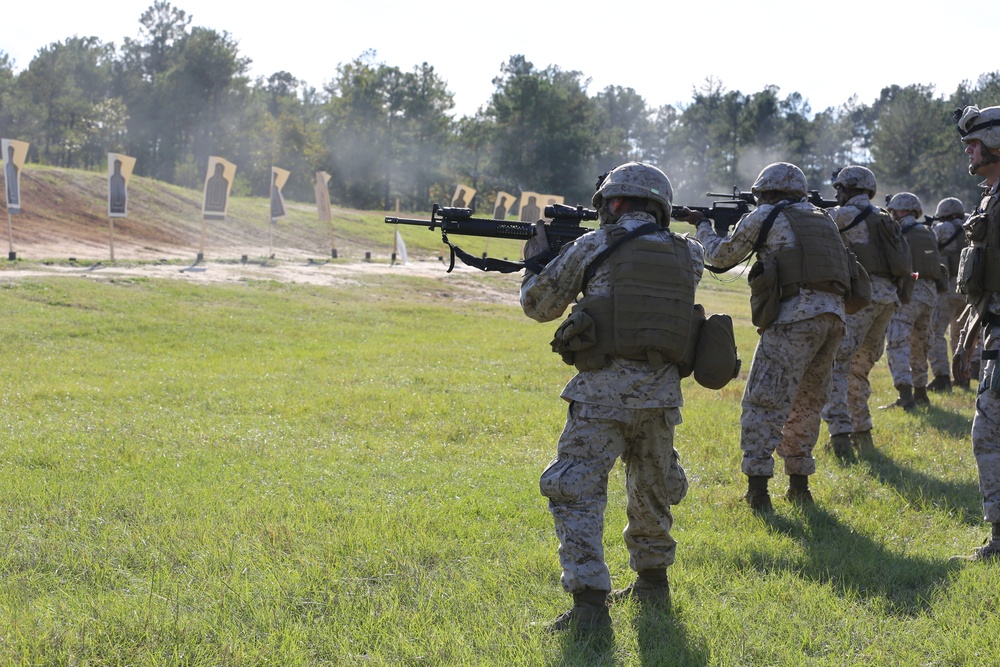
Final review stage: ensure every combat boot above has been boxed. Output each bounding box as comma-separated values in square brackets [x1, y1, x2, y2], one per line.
[785, 474, 814, 504]
[880, 384, 916, 411]
[913, 386, 930, 406]
[609, 568, 670, 605]
[545, 589, 612, 636]
[852, 430, 875, 455]
[745, 475, 773, 513]
[829, 433, 856, 462]
[927, 375, 952, 393]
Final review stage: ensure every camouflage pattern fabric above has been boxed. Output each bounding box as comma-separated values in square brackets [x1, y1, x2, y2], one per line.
[696, 200, 847, 326]
[971, 183, 1000, 522]
[822, 300, 896, 435]
[929, 218, 968, 376]
[539, 403, 687, 592]
[738, 313, 844, 477]
[929, 291, 967, 377]
[975, 325, 1000, 522]
[698, 201, 845, 477]
[521, 211, 703, 594]
[886, 279, 936, 388]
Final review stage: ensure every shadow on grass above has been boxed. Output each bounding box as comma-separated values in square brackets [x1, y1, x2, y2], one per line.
[861, 448, 982, 526]
[751, 506, 956, 616]
[545, 606, 709, 666]
[635, 607, 709, 666]
[920, 403, 974, 439]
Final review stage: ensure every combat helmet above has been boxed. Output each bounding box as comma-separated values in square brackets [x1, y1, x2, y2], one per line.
[832, 165, 877, 198]
[750, 162, 808, 199]
[592, 162, 672, 222]
[887, 192, 923, 217]
[955, 105, 1000, 149]
[934, 197, 965, 220]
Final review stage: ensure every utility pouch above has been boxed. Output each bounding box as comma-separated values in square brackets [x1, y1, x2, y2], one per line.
[748, 258, 780, 328]
[550, 310, 598, 366]
[896, 273, 915, 305]
[844, 248, 872, 314]
[965, 212, 989, 243]
[957, 246, 983, 299]
[692, 313, 741, 389]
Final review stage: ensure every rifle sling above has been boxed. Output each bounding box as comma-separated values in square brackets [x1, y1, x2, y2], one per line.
[441, 232, 532, 273]
[706, 202, 788, 274]
[839, 205, 873, 235]
[939, 225, 964, 251]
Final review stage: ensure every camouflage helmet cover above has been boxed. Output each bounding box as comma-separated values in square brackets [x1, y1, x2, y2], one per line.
[934, 197, 965, 219]
[832, 165, 877, 197]
[750, 162, 808, 198]
[592, 162, 673, 221]
[955, 105, 1000, 149]
[887, 192, 922, 217]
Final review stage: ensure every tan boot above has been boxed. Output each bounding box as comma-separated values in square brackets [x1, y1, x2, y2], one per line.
[745, 475, 773, 513]
[785, 474, 814, 504]
[545, 590, 612, 635]
[880, 384, 916, 411]
[852, 430, 875, 455]
[609, 569, 670, 605]
[829, 433, 856, 462]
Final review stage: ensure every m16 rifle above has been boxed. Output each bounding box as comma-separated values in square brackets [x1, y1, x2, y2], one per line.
[384, 202, 598, 273]
[672, 186, 755, 236]
[807, 190, 838, 208]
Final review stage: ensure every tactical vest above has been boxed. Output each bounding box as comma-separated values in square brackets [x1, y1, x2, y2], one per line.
[959, 191, 1000, 308]
[565, 228, 697, 372]
[849, 209, 911, 279]
[901, 222, 942, 281]
[771, 207, 851, 299]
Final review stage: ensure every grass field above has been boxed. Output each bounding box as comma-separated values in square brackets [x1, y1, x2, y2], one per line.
[0, 267, 997, 666]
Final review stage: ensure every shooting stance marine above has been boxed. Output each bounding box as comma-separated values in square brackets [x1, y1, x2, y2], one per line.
[951, 105, 1000, 560]
[521, 162, 704, 635]
[820, 166, 908, 458]
[882, 192, 944, 409]
[928, 197, 969, 391]
[689, 162, 850, 511]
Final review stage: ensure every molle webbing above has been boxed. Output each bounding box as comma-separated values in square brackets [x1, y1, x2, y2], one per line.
[772, 208, 850, 298]
[849, 209, 907, 279]
[901, 223, 942, 280]
[570, 233, 696, 370]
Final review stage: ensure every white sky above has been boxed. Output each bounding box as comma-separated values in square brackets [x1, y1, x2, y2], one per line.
[1, 0, 991, 119]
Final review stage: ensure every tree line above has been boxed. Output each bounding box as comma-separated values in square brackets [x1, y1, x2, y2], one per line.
[1, 1, 998, 215]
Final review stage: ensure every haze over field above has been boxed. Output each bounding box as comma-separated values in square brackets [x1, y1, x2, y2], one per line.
[2, 0, 989, 118]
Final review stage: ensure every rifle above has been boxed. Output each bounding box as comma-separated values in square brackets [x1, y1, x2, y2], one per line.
[384, 202, 598, 273]
[807, 190, 838, 208]
[672, 186, 755, 236]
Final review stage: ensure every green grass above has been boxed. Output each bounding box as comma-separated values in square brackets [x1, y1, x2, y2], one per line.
[0, 270, 996, 665]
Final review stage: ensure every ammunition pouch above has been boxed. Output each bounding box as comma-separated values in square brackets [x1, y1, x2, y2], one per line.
[748, 257, 781, 329]
[896, 273, 915, 305]
[844, 249, 872, 314]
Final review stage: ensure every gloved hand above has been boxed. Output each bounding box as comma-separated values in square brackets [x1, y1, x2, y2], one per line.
[522, 221, 549, 260]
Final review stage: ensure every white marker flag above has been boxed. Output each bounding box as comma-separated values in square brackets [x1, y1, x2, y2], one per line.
[393, 228, 408, 265]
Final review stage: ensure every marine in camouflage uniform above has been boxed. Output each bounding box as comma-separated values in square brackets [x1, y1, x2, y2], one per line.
[883, 193, 941, 409]
[927, 197, 969, 391]
[820, 166, 900, 458]
[521, 162, 704, 632]
[688, 162, 847, 511]
[951, 105, 1000, 561]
